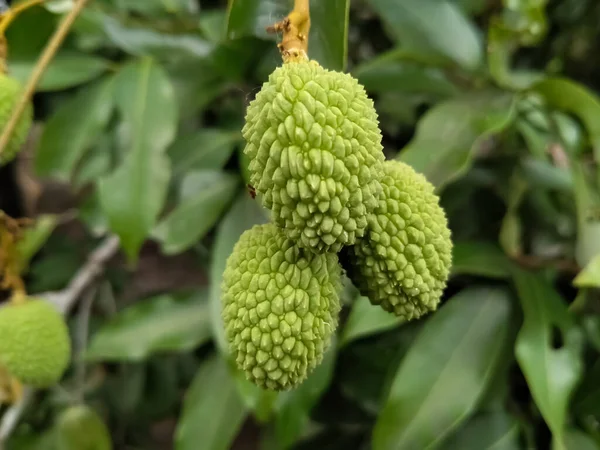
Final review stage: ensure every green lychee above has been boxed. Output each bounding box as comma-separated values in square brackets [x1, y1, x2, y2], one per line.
[0, 72, 33, 166]
[0, 299, 71, 387]
[243, 59, 384, 253]
[221, 223, 342, 390]
[55, 405, 112, 450]
[342, 160, 453, 320]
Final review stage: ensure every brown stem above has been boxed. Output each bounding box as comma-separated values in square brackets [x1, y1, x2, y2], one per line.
[0, 37, 6, 74]
[266, 0, 311, 62]
[0, 212, 31, 295]
[0, 0, 90, 157]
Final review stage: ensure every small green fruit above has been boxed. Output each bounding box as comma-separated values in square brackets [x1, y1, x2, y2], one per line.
[343, 160, 453, 320]
[0, 72, 33, 166]
[222, 223, 342, 390]
[0, 299, 71, 387]
[243, 59, 385, 253]
[55, 405, 112, 450]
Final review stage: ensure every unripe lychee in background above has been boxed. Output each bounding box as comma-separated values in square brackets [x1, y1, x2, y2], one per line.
[0, 72, 33, 166]
[222, 223, 342, 390]
[342, 160, 452, 320]
[243, 60, 385, 253]
[55, 405, 112, 450]
[0, 299, 71, 387]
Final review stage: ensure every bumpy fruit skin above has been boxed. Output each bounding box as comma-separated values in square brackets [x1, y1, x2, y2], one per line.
[55, 405, 112, 450]
[222, 223, 342, 390]
[243, 60, 385, 253]
[343, 161, 452, 320]
[0, 299, 71, 387]
[0, 73, 33, 166]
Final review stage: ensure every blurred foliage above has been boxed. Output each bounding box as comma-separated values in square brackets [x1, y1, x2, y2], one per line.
[2, 0, 600, 449]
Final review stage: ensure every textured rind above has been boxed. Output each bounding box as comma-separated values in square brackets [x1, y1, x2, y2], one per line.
[0, 299, 71, 387]
[243, 60, 384, 253]
[221, 223, 342, 390]
[343, 161, 453, 320]
[55, 405, 113, 450]
[0, 73, 33, 166]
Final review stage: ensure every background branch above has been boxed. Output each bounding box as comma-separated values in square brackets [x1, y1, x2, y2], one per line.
[74, 287, 97, 403]
[0, 388, 32, 447]
[46, 235, 120, 315]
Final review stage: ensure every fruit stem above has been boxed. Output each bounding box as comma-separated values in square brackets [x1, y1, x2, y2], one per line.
[0, 364, 23, 406]
[266, 0, 310, 62]
[0, 37, 6, 74]
[9, 290, 27, 305]
[0, 0, 89, 157]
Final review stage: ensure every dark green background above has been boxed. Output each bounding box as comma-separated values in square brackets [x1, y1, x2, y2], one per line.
[2, 0, 600, 449]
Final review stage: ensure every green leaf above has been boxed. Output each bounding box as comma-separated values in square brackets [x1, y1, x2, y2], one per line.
[309, 0, 350, 71]
[373, 287, 512, 450]
[233, 373, 278, 423]
[26, 238, 84, 293]
[168, 129, 241, 176]
[353, 59, 459, 98]
[79, 190, 109, 237]
[513, 269, 584, 447]
[226, 0, 287, 41]
[209, 193, 269, 353]
[439, 412, 521, 450]
[574, 358, 600, 417]
[274, 343, 337, 449]
[451, 241, 513, 279]
[199, 10, 228, 43]
[226, 0, 350, 71]
[35, 76, 115, 180]
[366, 0, 483, 71]
[175, 356, 247, 450]
[340, 295, 403, 346]
[101, 15, 214, 60]
[517, 100, 586, 159]
[533, 78, 600, 155]
[6, 431, 57, 450]
[106, 0, 197, 16]
[487, 19, 544, 90]
[167, 59, 228, 118]
[86, 291, 211, 362]
[288, 431, 366, 450]
[571, 162, 600, 267]
[574, 254, 600, 288]
[103, 364, 146, 417]
[98, 58, 178, 262]
[339, 323, 423, 415]
[16, 214, 58, 273]
[72, 135, 113, 188]
[9, 53, 109, 92]
[136, 357, 181, 418]
[451, 0, 488, 14]
[102, 0, 157, 15]
[399, 92, 517, 189]
[44, 0, 74, 14]
[520, 158, 573, 193]
[562, 430, 599, 450]
[153, 171, 240, 255]
[4, 7, 56, 57]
